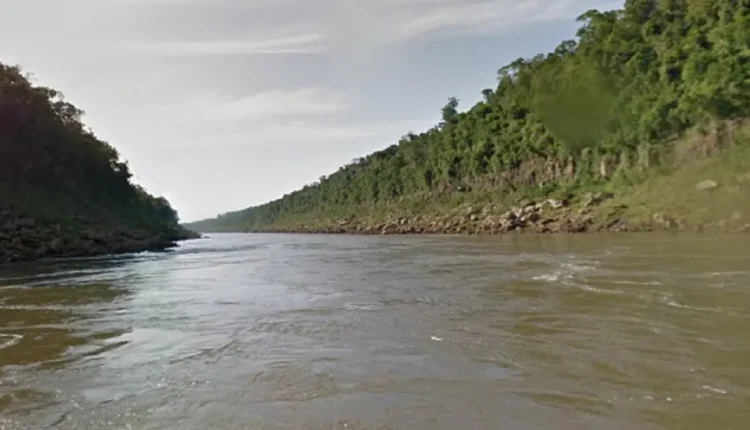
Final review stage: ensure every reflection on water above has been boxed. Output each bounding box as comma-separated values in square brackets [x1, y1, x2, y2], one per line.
[1, 233, 750, 429]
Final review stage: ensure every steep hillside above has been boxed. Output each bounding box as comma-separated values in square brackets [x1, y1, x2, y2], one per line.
[186, 0, 750, 234]
[0, 62, 197, 264]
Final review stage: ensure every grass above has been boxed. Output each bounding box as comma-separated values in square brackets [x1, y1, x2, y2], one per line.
[598, 141, 750, 230]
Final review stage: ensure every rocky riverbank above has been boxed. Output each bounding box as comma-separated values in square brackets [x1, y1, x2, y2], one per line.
[249, 188, 750, 236]
[0, 212, 200, 265]
[248, 192, 620, 235]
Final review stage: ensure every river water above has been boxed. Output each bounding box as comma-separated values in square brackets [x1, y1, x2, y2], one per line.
[1, 233, 749, 429]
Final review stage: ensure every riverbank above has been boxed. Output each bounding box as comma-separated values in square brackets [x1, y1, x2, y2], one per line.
[0, 188, 200, 265]
[243, 192, 749, 235]
[221, 140, 750, 236]
[0, 211, 200, 264]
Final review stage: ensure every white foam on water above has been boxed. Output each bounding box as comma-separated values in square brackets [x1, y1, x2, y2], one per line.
[612, 280, 664, 286]
[531, 261, 598, 283]
[343, 303, 381, 311]
[0, 333, 23, 350]
[576, 284, 627, 296]
[702, 385, 728, 395]
[532, 273, 563, 282]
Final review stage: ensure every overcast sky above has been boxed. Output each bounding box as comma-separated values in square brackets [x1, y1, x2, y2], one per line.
[1, 0, 619, 222]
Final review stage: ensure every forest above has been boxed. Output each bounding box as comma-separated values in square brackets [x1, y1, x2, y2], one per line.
[0, 62, 182, 228]
[0, 61, 194, 263]
[188, 0, 750, 232]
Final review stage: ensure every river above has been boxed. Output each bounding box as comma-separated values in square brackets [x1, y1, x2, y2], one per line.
[1, 233, 749, 429]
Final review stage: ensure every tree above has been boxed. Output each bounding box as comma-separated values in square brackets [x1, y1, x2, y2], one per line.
[481, 89, 493, 103]
[441, 97, 460, 123]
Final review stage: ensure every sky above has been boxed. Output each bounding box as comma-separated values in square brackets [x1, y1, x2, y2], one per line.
[1, 0, 620, 222]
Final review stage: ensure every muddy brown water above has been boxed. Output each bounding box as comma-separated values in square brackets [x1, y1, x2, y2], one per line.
[1, 233, 749, 429]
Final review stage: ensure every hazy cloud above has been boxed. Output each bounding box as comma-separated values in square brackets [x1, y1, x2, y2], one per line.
[163, 88, 352, 122]
[123, 33, 326, 56]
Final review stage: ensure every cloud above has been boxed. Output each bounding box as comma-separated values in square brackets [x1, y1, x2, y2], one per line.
[390, 0, 603, 41]
[102, 0, 610, 58]
[215, 122, 378, 147]
[122, 33, 326, 56]
[146, 121, 378, 155]
[155, 87, 352, 125]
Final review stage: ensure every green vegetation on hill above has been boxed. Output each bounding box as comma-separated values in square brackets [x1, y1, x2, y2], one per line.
[0, 62, 197, 263]
[187, 0, 750, 234]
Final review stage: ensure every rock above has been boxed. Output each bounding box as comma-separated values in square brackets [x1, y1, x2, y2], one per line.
[49, 238, 63, 252]
[566, 220, 589, 233]
[602, 217, 622, 230]
[695, 180, 719, 191]
[582, 191, 613, 208]
[582, 193, 598, 207]
[17, 218, 36, 228]
[546, 199, 567, 209]
[738, 224, 750, 233]
[652, 213, 679, 230]
[526, 212, 541, 223]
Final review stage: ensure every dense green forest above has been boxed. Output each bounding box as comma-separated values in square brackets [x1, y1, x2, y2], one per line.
[0, 62, 195, 262]
[188, 0, 750, 232]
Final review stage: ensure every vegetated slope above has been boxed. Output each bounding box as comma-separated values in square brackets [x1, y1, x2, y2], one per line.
[186, 0, 750, 234]
[0, 62, 197, 263]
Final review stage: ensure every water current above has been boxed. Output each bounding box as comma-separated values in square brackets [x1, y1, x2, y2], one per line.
[1, 233, 749, 429]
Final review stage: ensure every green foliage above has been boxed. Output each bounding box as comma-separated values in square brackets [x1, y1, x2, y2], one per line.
[189, 0, 750, 232]
[0, 62, 182, 229]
